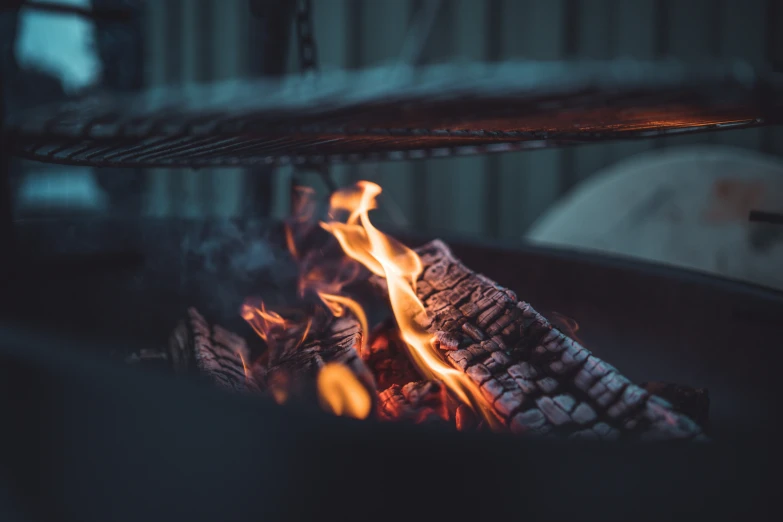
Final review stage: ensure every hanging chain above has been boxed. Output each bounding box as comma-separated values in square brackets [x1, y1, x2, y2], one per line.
[295, 0, 318, 75]
[292, 0, 336, 193]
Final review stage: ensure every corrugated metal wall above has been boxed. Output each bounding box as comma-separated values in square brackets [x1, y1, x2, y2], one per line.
[142, 0, 782, 239]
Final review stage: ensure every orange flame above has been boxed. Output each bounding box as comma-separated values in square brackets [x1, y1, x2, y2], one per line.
[237, 350, 250, 383]
[284, 225, 299, 261]
[317, 363, 372, 419]
[321, 181, 499, 428]
[241, 301, 287, 343]
[316, 292, 369, 357]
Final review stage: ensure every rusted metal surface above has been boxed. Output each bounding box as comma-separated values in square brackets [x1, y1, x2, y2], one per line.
[4, 61, 781, 167]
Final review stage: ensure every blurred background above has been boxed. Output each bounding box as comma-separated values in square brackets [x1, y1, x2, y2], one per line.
[3, 0, 782, 288]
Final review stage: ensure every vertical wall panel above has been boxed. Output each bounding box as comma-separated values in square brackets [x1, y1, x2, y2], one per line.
[210, 0, 246, 218]
[565, 0, 613, 189]
[361, 0, 416, 228]
[176, 0, 204, 217]
[659, 0, 717, 149]
[419, 1, 455, 234]
[713, 0, 766, 151]
[444, 0, 489, 236]
[143, 0, 171, 216]
[497, 0, 565, 238]
[764, 0, 783, 156]
[607, 0, 656, 164]
[312, 0, 352, 190]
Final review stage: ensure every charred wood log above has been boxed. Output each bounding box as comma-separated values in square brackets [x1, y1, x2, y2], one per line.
[265, 313, 376, 403]
[378, 380, 449, 424]
[366, 318, 420, 390]
[169, 308, 260, 393]
[372, 240, 706, 441]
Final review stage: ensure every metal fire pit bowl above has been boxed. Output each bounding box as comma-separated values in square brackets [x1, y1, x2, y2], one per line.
[1, 217, 779, 521]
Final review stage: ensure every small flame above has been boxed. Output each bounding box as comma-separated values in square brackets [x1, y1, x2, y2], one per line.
[298, 317, 313, 347]
[237, 350, 250, 382]
[241, 301, 287, 343]
[317, 292, 369, 357]
[317, 363, 372, 419]
[322, 181, 498, 428]
[284, 224, 299, 261]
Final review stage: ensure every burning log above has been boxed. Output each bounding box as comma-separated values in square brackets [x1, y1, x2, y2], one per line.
[169, 307, 259, 393]
[378, 380, 449, 424]
[263, 312, 376, 404]
[371, 240, 706, 441]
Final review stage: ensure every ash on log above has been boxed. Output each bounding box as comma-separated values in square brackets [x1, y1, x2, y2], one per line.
[169, 307, 260, 393]
[372, 240, 706, 441]
[378, 380, 449, 424]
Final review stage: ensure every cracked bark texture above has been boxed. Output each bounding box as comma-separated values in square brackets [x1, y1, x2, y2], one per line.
[378, 380, 449, 424]
[265, 314, 376, 400]
[373, 240, 705, 441]
[169, 307, 259, 392]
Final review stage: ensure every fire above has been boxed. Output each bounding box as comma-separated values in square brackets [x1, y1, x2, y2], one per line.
[317, 363, 372, 419]
[284, 187, 369, 356]
[241, 300, 312, 357]
[241, 301, 288, 344]
[241, 180, 497, 427]
[322, 181, 498, 427]
[237, 350, 250, 382]
[316, 292, 369, 358]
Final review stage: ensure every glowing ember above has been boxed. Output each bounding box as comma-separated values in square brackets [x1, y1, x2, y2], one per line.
[322, 181, 499, 428]
[317, 363, 372, 419]
[240, 181, 496, 426]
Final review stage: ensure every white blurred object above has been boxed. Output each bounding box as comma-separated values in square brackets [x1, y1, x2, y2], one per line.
[527, 146, 783, 291]
[16, 168, 108, 214]
[15, 0, 101, 93]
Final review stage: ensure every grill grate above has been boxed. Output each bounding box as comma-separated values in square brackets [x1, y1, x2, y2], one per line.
[4, 60, 781, 168]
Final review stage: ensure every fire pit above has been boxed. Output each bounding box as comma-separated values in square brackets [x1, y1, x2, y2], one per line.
[2, 206, 779, 521]
[144, 180, 709, 440]
[6, 193, 779, 437]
